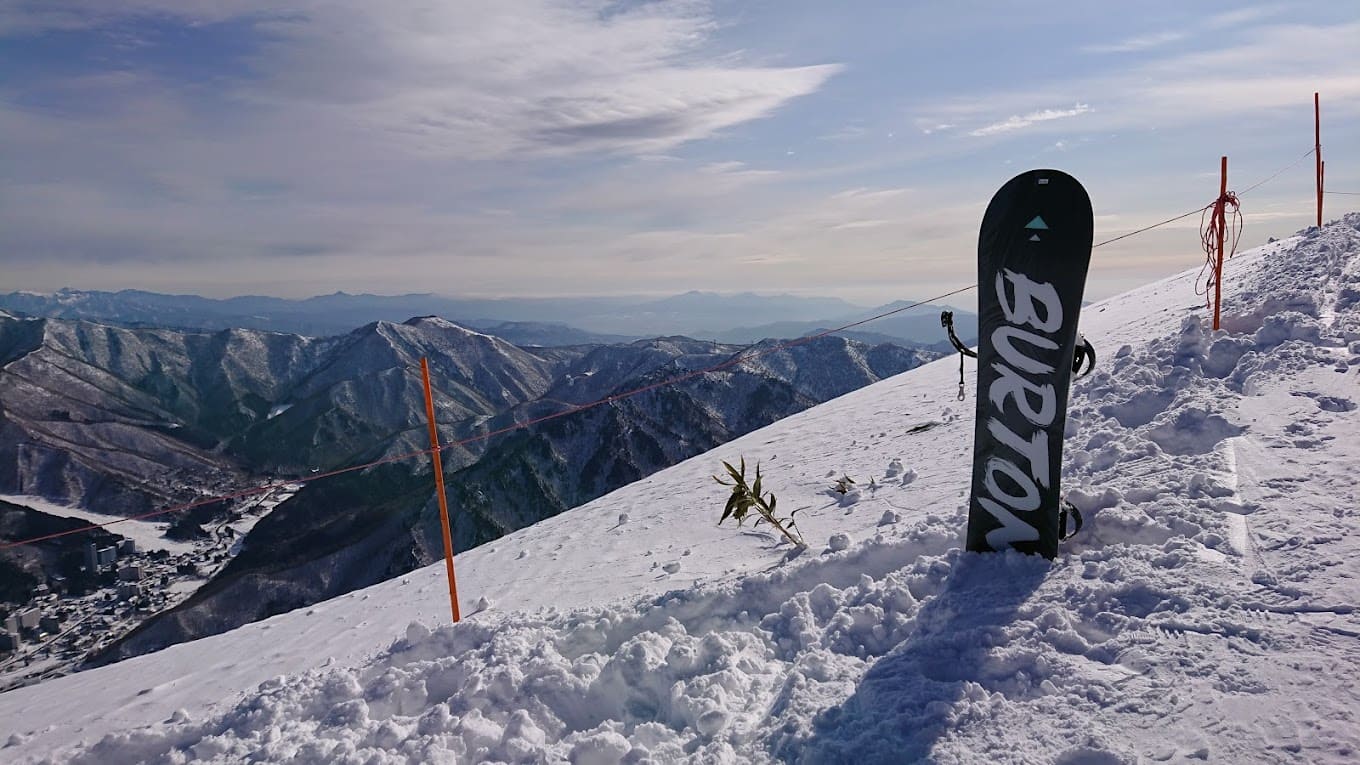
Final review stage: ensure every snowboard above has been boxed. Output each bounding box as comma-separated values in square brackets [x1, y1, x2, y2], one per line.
[964, 169, 1093, 559]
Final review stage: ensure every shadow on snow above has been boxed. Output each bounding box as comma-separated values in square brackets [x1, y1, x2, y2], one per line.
[779, 550, 1050, 764]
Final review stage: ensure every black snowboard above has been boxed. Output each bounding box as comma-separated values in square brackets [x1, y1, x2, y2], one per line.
[965, 169, 1093, 559]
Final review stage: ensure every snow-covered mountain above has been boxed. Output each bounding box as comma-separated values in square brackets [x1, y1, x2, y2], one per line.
[700, 300, 977, 349]
[1, 310, 932, 678]
[3, 214, 1359, 763]
[0, 316, 572, 516]
[87, 334, 933, 667]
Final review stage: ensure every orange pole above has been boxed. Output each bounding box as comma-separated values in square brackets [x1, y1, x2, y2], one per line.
[420, 357, 461, 622]
[1315, 92, 1323, 228]
[1213, 156, 1227, 331]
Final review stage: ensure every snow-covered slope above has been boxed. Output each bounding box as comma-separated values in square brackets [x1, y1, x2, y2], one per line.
[4, 215, 1360, 763]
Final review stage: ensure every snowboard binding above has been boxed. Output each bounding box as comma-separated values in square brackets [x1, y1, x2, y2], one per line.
[941, 311, 1096, 401]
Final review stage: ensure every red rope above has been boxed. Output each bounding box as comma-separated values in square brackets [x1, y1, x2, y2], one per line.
[1196, 190, 1242, 306]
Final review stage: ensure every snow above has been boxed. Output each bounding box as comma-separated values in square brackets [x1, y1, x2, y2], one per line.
[0, 494, 199, 555]
[3, 215, 1360, 763]
[0, 484, 296, 558]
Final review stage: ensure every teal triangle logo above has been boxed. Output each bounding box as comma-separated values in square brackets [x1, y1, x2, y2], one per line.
[1025, 216, 1049, 230]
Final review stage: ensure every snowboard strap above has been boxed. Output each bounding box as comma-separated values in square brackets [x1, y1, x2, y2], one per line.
[941, 311, 976, 400]
[941, 312, 1095, 397]
[956, 353, 965, 400]
[940, 311, 977, 358]
[1072, 335, 1096, 377]
[1059, 499, 1084, 541]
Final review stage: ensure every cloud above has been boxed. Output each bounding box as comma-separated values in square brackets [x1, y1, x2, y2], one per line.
[250, 1, 838, 159]
[829, 219, 891, 231]
[830, 188, 911, 203]
[969, 104, 1091, 137]
[819, 124, 869, 142]
[0, 0, 843, 287]
[1081, 31, 1184, 54]
[912, 19, 1360, 146]
[3, 3, 1354, 305]
[1205, 5, 1286, 30]
[1117, 22, 1360, 120]
[517, 65, 841, 157]
[2, 1, 840, 159]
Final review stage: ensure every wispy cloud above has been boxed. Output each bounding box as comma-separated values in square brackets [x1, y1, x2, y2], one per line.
[262, 2, 839, 159]
[922, 19, 1360, 142]
[969, 104, 1091, 137]
[1081, 31, 1184, 54]
[0, 0, 843, 287]
[920, 122, 955, 135]
[819, 124, 869, 142]
[1, 1, 840, 160]
[1206, 5, 1287, 29]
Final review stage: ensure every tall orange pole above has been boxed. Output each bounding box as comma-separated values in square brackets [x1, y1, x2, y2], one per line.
[1315, 92, 1323, 228]
[420, 357, 461, 622]
[1213, 156, 1228, 331]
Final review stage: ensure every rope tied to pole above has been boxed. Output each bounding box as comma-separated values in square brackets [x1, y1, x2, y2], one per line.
[1196, 189, 1242, 308]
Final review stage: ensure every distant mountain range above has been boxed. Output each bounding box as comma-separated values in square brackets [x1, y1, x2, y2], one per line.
[0, 288, 977, 348]
[0, 310, 941, 666]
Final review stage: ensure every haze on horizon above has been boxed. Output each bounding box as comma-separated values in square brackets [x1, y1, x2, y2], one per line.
[2, 1, 1358, 306]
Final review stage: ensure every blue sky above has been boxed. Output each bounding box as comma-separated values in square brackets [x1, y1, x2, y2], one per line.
[2, 1, 1357, 305]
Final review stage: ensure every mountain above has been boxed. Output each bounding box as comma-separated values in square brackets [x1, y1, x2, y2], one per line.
[0, 307, 937, 669]
[0, 500, 124, 603]
[4, 214, 1357, 763]
[457, 319, 638, 347]
[0, 317, 305, 518]
[227, 317, 576, 473]
[0, 289, 639, 338]
[446, 335, 931, 549]
[89, 334, 935, 664]
[621, 290, 864, 332]
[1, 288, 974, 348]
[0, 315, 575, 515]
[0, 289, 877, 342]
[700, 300, 978, 347]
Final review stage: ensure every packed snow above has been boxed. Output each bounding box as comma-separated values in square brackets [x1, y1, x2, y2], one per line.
[3, 215, 1360, 763]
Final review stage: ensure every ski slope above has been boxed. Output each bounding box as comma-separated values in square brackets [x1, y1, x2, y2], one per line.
[3, 214, 1359, 763]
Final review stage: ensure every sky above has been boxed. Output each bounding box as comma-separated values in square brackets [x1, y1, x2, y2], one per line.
[2, 0, 1358, 306]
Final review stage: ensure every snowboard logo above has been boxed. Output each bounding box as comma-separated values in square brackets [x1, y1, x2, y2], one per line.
[965, 170, 1093, 559]
[974, 268, 1065, 550]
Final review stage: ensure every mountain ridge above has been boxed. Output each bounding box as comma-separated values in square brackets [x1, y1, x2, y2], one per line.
[0, 288, 967, 347]
[88, 333, 936, 665]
